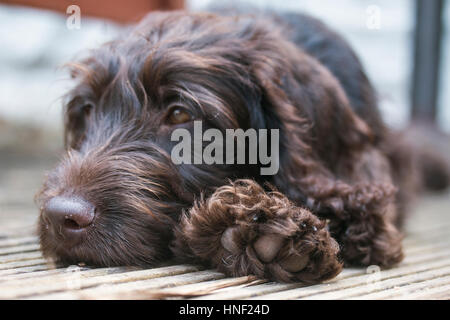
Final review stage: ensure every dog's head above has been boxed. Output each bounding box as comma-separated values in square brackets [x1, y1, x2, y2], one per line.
[37, 11, 370, 267]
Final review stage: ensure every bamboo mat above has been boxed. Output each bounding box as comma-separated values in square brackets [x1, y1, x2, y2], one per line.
[0, 163, 449, 299]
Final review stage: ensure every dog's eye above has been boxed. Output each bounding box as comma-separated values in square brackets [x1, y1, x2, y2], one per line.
[82, 104, 93, 119]
[167, 107, 192, 125]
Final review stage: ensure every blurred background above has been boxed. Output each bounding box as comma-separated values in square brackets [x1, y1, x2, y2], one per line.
[0, 0, 448, 235]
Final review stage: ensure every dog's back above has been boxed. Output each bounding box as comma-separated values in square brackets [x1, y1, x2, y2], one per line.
[212, 8, 386, 140]
[278, 13, 386, 139]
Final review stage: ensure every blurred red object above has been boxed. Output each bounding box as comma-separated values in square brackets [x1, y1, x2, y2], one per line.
[0, 0, 185, 23]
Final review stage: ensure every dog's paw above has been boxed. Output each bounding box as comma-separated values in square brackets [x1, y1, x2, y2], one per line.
[339, 217, 404, 268]
[176, 179, 343, 283]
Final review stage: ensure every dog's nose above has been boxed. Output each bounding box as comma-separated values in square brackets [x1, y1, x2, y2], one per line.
[43, 196, 96, 243]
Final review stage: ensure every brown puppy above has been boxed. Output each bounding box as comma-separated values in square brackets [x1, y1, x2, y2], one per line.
[37, 10, 449, 283]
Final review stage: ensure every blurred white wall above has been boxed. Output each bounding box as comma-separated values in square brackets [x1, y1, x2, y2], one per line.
[0, 1, 448, 132]
[438, 2, 450, 131]
[0, 5, 120, 132]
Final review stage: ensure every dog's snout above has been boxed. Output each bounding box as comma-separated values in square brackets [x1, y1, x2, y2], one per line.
[43, 196, 96, 243]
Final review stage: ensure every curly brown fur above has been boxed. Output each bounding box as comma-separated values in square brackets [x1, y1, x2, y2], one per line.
[37, 10, 449, 283]
[172, 179, 342, 283]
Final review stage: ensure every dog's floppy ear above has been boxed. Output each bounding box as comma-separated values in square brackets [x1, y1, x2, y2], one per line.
[248, 34, 373, 198]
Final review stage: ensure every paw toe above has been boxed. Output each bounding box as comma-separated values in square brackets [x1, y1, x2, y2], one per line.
[253, 234, 285, 262]
[330, 238, 340, 255]
[221, 227, 241, 254]
[279, 252, 310, 272]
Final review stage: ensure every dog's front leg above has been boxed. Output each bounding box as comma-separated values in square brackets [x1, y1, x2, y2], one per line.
[306, 148, 405, 268]
[171, 179, 342, 283]
[321, 187, 405, 269]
